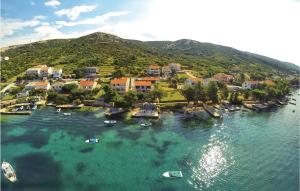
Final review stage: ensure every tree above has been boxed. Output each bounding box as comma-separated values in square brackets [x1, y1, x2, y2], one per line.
[207, 81, 219, 103]
[251, 89, 267, 102]
[181, 86, 195, 103]
[150, 89, 164, 102]
[73, 68, 85, 78]
[62, 83, 78, 93]
[102, 84, 115, 102]
[123, 91, 138, 108]
[194, 83, 207, 103]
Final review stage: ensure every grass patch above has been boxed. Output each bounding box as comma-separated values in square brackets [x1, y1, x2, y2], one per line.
[157, 81, 186, 102]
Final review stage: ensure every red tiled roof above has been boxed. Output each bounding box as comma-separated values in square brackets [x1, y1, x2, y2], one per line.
[80, 81, 95, 86]
[189, 77, 203, 82]
[141, 77, 160, 81]
[148, 65, 160, 69]
[110, 78, 128, 85]
[135, 81, 152, 86]
[33, 82, 49, 86]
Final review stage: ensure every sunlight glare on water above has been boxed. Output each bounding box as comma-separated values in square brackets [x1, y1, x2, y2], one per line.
[188, 123, 234, 189]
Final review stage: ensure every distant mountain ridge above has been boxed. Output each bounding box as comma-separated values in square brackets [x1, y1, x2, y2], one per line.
[1, 32, 299, 80]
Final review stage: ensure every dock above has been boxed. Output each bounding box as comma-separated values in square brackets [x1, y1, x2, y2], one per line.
[105, 108, 128, 117]
[56, 104, 83, 109]
[203, 104, 221, 118]
[1, 111, 31, 115]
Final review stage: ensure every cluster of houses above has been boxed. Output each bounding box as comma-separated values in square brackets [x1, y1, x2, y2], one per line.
[17, 63, 275, 99]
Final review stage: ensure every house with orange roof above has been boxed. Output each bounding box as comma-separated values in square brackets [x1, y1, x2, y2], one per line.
[213, 73, 234, 83]
[134, 80, 153, 92]
[140, 77, 160, 84]
[147, 65, 161, 76]
[263, 80, 275, 86]
[25, 81, 50, 90]
[110, 77, 130, 94]
[79, 81, 97, 90]
[242, 81, 260, 89]
[185, 77, 203, 86]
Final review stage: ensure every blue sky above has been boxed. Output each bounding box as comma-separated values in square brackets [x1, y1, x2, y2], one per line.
[1, 0, 300, 65]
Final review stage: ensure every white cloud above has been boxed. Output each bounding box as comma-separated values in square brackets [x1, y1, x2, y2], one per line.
[45, 0, 61, 7]
[0, 16, 45, 38]
[97, 0, 300, 65]
[55, 11, 129, 27]
[55, 5, 96, 20]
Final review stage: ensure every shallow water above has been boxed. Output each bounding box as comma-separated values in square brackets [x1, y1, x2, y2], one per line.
[1, 90, 299, 191]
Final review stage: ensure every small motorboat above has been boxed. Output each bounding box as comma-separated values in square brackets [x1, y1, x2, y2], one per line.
[140, 121, 152, 127]
[32, 105, 37, 110]
[162, 171, 183, 178]
[85, 138, 99, 144]
[56, 108, 61, 113]
[19, 106, 24, 111]
[104, 120, 117, 125]
[1, 161, 17, 182]
[63, 113, 71, 116]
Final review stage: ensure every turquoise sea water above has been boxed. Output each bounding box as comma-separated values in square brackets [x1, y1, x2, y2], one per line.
[1, 90, 299, 191]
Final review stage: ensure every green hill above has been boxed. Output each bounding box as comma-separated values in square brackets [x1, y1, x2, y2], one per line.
[1, 32, 298, 81]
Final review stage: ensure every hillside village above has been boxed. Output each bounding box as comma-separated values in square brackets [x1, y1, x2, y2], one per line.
[0, 61, 298, 118]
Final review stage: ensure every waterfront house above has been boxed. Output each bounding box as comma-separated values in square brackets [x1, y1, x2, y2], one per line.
[213, 73, 234, 83]
[25, 81, 50, 90]
[110, 77, 130, 94]
[134, 80, 153, 92]
[185, 77, 202, 86]
[147, 65, 161, 76]
[51, 82, 65, 92]
[53, 69, 62, 79]
[39, 65, 53, 77]
[79, 81, 97, 90]
[140, 77, 160, 84]
[169, 63, 181, 72]
[242, 81, 259, 89]
[162, 66, 172, 77]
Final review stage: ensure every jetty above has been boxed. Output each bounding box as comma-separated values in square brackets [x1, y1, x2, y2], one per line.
[131, 103, 159, 118]
[105, 108, 128, 117]
[56, 104, 83, 109]
[1, 111, 31, 115]
[203, 104, 221, 118]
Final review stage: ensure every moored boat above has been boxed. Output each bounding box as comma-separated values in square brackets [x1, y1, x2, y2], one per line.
[104, 120, 117, 125]
[1, 162, 17, 182]
[32, 105, 37, 110]
[57, 108, 61, 113]
[85, 138, 99, 144]
[162, 171, 183, 178]
[63, 113, 71, 116]
[140, 121, 152, 127]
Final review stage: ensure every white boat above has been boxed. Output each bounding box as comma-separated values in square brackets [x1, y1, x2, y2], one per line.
[162, 171, 183, 178]
[32, 105, 37, 110]
[104, 120, 117, 125]
[56, 108, 61, 113]
[140, 121, 152, 127]
[85, 138, 99, 144]
[63, 113, 71, 116]
[19, 106, 24, 110]
[1, 162, 17, 182]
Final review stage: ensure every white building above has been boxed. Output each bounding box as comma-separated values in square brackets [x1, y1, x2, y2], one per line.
[242, 81, 259, 89]
[26, 65, 53, 78]
[147, 65, 161, 76]
[51, 82, 65, 92]
[79, 81, 97, 90]
[53, 69, 62, 79]
[168, 63, 181, 72]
